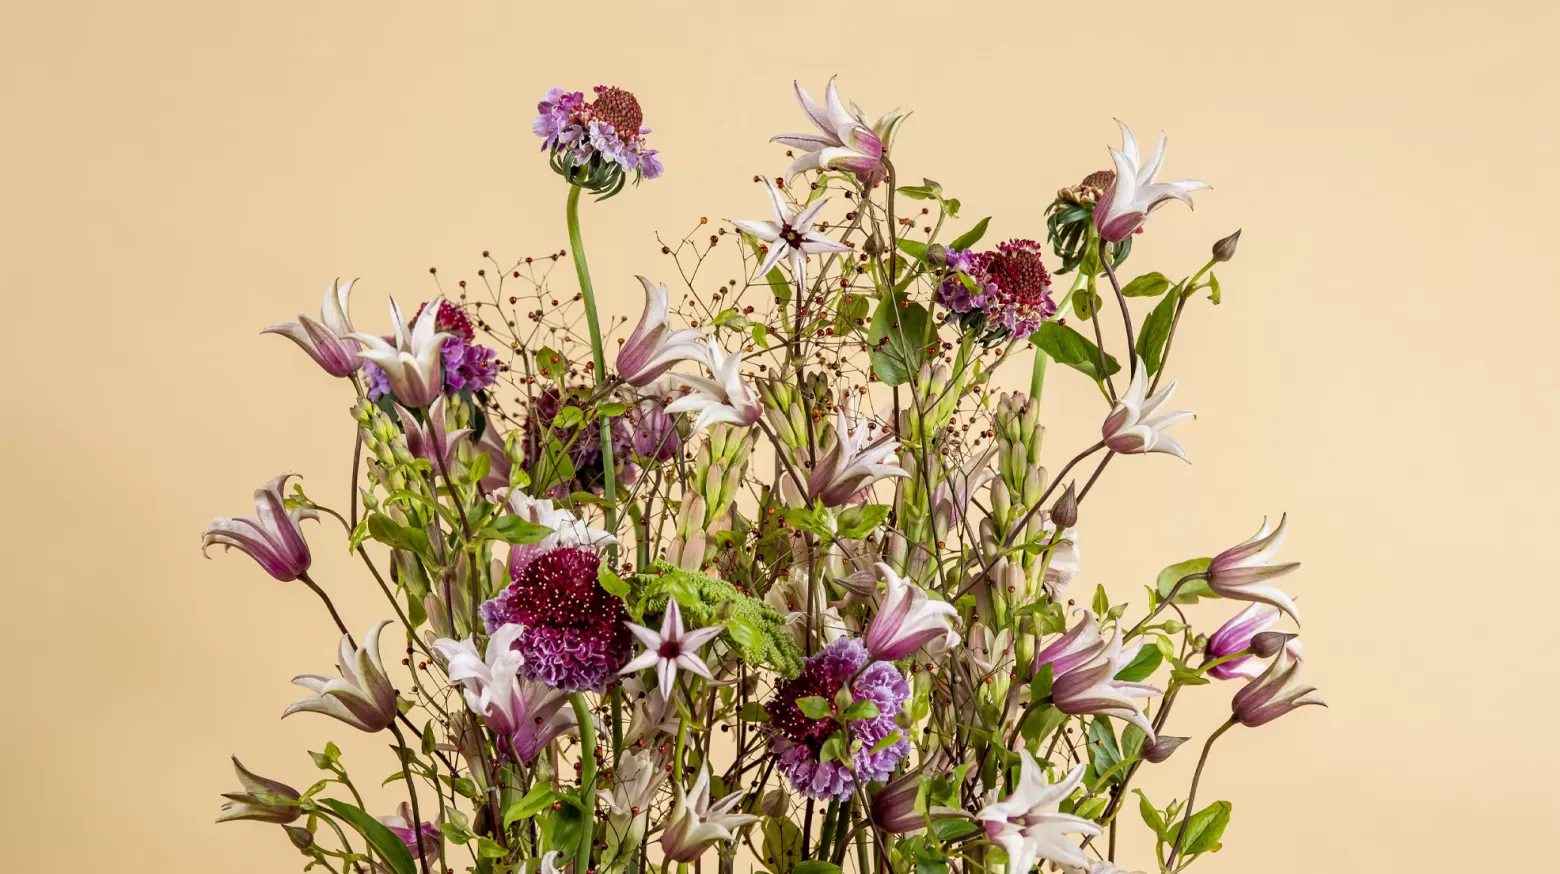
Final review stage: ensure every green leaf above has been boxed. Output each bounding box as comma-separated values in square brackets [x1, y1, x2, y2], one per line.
[1020, 704, 1066, 748]
[1134, 789, 1171, 842]
[842, 700, 881, 721]
[739, 702, 770, 723]
[867, 296, 931, 386]
[792, 862, 842, 874]
[1114, 645, 1163, 683]
[1028, 321, 1120, 381]
[869, 730, 903, 755]
[1087, 716, 1122, 784]
[553, 405, 585, 429]
[365, 514, 431, 558]
[1135, 286, 1180, 377]
[1121, 723, 1147, 760]
[486, 515, 552, 545]
[1029, 662, 1054, 703]
[599, 568, 630, 598]
[796, 696, 831, 719]
[1072, 288, 1102, 320]
[896, 185, 937, 200]
[761, 817, 802, 874]
[1156, 558, 1214, 604]
[597, 402, 629, 417]
[783, 504, 835, 538]
[837, 503, 891, 538]
[930, 818, 978, 841]
[319, 799, 417, 874]
[1122, 271, 1172, 297]
[440, 821, 471, 846]
[1074, 796, 1108, 820]
[1180, 800, 1232, 855]
[1207, 272, 1222, 305]
[474, 836, 507, 859]
[504, 784, 557, 828]
[950, 217, 991, 251]
[536, 346, 567, 382]
[897, 239, 929, 260]
[819, 731, 847, 764]
[1091, 583, 1110, 618]
[541, 800, 583, 860]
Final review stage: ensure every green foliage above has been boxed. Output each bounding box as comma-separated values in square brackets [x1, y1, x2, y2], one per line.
[1136, 286, 1180, 376]
[1028, 321, 1121, 381]
[950, 217, 990, 251]
[868, 295, 931, 386]
[318, 798, 417, 874]
[1180, 800, 1233, 855]
[634, 561, 803, 676]
[535, 346, 567, 382]
[1114, 644, 1163, 683]
[1156, 557, 1214, 603]
[1122, 271, 1172, 297]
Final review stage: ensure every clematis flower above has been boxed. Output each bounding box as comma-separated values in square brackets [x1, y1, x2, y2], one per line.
[808, 394, 909, 506]
[934, 445, 996, 526]
[395, 395, 472, 470]
[1231, 644, 1325, 727]
[772, 77, 904, 185]
[1207, 515, 1301, 622]
[660, 764, 759, 863]
[664, 340, 763, 433]
[1039, 516, 1082, 599]
[217, 757, 301, 824]
[1101, 361, 1193, 460]
[598, 749, 669, 872]
[283, 620, 399, 733]
[201, 473, 316, 582]
[377, 802, 439, 861]
[431, 625, 576, 762]
[870, 771, 925, 835]
[975, 755, 1100, 873]
[617, 277, 708, 386]
[263, 278, 362, 377]
[1094, 121, 1208, 243]
[620, 598, 724, 698]
[864, 562, 960, 661]
[732, 179, 850, 292]
[1035, 610, 1160, 740]
[347, 295, 454, 408]
[1205, 602, 1303, 680]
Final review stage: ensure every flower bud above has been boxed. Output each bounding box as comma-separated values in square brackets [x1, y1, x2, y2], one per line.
[870, 772, 924, 834]
[1212, 229, 1241, 263]
[1050, 483, 1079, 529]
[285, 825, 315, 851]
[927, 243, 948, 268]
[1142, 735, 1190, 763]
[1250, 631, 1297, 659]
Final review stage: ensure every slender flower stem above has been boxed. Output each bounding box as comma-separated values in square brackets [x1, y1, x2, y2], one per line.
[1166, 717, 1238, 869]
[569, 692, 597, 871]
[566, 183, 620, 556]
[389, 722, 432, 874]
[1126, 572, 1208, 640]
[1099, 248, 1138, 377]
[298, 572, 352, 643]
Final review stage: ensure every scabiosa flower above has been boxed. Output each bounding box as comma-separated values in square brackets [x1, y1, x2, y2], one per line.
[481, 546, 632, 693]
[937, 239, 1056, 341]
[766, 637, 910, 801]
[536, 85, 662, 195]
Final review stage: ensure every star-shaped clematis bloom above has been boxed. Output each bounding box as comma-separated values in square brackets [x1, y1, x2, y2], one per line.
[664, 339, 764, 433]
[864, 562, 960, 662]
[283, 620, 400, 734]
[660, 764, 759, 863]
[732, 179, 850, 293]
[347, 295, 455, 408]
[620, 598, 723, 698]
[616, 276, 709, 387]
[1207, 515, 1301, 622]
[976, 755, 1100, 873]
[201, 473, 317, 582]
[808, 393, 909, 506]
[263, 278, 363, 377]
[772, 77, 906, 185]
[1101, 361, 1193, 460]
[1094, 121, 1208, 242]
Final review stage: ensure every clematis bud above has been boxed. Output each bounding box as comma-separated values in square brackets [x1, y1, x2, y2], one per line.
[1250, 631, 1297, 658]
[1141, 735, 1190, 763]
[1050, 483, 1078, 529]
[1205, 603, 1289, 680]
[617, 277, 709, 386]
[927, 243, 948, 268]
[870, 772, 924, 834]
[1212, 229, 1241, 263]
[1231, 645, 1325, 728]
[201, 473, 316, 582]
[1207, 514, 1301, 622]
[283, 825, 314, 850]
[217, 757, 302, 824]
[263, 279, 362, 377]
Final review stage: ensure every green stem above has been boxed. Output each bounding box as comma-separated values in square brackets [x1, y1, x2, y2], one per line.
[388, 723, 432, 874]
[569, 692, 597, 871]
[1166, 717, 1237, 869]
[566, 184, 619, 557]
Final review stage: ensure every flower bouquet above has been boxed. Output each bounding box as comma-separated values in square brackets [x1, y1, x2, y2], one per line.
[206, 78, 1321, 874]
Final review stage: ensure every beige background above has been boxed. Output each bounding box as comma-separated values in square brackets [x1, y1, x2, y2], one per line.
[3, 0, 1557, 870]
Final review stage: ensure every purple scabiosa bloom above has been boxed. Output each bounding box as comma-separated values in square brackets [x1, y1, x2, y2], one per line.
[536, 85, 663, 186]
[937, 240, 1056, 340]
[201, 473, 316, 582]
[766, 637, 910, 801]
[481, 546, 632, 693]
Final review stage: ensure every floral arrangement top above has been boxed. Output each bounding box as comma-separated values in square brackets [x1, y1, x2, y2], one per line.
[207, 77, 1319, 874]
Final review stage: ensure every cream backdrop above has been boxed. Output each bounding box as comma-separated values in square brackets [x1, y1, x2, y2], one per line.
[2, 1, 1556, 871]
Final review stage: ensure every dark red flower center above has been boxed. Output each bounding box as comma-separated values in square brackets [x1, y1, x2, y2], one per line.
[766, 663, 843, 748]
[657, 640, 683, 659]
[591, 86, 643, 136]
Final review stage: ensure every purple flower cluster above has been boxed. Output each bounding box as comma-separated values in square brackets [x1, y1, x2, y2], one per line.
[767, 637, 911, 800]
[363, 300, 498, 402]
[535, 86, 663, 180]
[936, 239, 1057, 339]
[481, 546, 632, 693]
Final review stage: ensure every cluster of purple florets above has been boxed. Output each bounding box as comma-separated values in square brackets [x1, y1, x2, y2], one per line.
[937, 239, 1057, 338]
[481, 546, 632, 693]
[766, 637, 911, 800]
[535, 86, 663, 179]
[363, 300, 498, 402]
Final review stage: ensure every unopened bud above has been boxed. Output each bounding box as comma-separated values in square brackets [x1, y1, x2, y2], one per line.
[1212, 229, 1241, 263]
[1143, 735, 1191, 763]
[1050, 483, 1079, 529]
[927, 243, 948, 268]
[284, 825, 315, 851]
[1250, 631, 1298, 658]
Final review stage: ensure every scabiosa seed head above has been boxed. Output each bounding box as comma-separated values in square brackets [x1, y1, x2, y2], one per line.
[936, 239, 1056, 342]
[536, 85, 662, 194]
[482, 546, 632, 692]
[591, 86, 644, 138]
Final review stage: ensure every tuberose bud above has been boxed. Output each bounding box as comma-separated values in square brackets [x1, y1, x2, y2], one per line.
[1212, 229, 1241, 263]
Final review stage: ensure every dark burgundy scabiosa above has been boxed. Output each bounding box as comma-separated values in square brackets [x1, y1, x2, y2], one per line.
[535, 85, 662, 196]
[936, 239, 1056, 342]
[766, 637, 910, 801]
[480, 546, 632, 692]
[362, 300, 498, 401]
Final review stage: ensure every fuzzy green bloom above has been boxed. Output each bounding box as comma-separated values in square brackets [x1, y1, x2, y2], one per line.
[633, 561, 803, 677]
